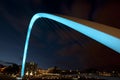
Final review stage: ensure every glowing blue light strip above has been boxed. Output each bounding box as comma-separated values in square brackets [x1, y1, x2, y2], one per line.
[21, 13, 120, 77]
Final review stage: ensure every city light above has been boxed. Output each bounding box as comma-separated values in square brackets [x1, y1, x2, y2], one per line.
[25, 72, 28, 76]
[1, 61, 120, 80]
[21, 13, 120, 77]
[30, 72, 33, 76]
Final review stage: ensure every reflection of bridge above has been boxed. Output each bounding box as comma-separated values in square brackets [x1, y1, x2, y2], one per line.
[21, 13, 120, 78]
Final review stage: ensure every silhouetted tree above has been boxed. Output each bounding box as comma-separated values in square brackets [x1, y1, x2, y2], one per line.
[3, 64, 19, 75]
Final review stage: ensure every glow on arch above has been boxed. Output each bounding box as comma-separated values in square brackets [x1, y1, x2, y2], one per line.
[21, 13, 120, 77]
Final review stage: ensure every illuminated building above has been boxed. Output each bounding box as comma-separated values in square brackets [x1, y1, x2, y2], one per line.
[25, 62, 38, 76]
[38, 68, 48, 74]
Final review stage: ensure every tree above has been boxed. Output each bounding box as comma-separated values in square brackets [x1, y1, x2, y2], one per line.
[3, 64, 19, 75]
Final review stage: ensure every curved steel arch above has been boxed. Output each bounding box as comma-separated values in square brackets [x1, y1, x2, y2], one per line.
[21, 13, 120, 77]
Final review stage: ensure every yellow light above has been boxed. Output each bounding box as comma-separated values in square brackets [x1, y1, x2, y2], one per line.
[25, 72, 28, 76]
[30, 72, 33, 76]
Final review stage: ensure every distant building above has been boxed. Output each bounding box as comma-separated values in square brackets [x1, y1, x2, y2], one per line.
[25, 62, 38, 76]
[38, 68, 48, 74]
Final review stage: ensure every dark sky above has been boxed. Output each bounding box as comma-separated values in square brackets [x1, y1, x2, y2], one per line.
[0, 0, 120, 70]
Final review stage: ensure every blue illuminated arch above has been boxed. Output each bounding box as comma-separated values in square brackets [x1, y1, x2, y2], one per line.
[21, 13, 120, 77]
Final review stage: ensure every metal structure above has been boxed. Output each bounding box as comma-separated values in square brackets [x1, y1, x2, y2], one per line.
[21, 13, 120, 77]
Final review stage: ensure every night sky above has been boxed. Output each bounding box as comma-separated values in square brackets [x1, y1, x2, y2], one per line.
[0, 0, 120, 70]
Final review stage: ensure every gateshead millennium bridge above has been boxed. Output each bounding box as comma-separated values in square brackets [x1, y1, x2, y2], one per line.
[21, 13, 120, 78]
